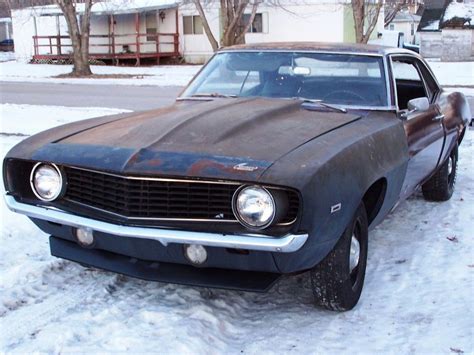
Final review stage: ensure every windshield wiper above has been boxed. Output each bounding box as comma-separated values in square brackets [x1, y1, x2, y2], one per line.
[190, 93, 238, 98]
[294, 97, 347, 113]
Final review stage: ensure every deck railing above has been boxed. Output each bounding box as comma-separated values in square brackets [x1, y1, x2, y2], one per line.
[33, 32, 179, 63]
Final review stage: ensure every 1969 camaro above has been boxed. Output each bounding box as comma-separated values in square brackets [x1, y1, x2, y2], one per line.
[3, 43, 470, 311]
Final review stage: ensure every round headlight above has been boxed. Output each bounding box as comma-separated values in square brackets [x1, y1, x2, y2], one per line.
[233, 185, 275, 229]
[30, 163, 63, 201]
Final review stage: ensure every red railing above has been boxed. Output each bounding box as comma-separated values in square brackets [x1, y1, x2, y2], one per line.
[33, 32, 179, 63]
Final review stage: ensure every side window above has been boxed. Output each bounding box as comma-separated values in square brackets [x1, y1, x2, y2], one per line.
[183, 15, 203, 35]
[243, 14, 263, 33]
[146, 12, 157, 42]
[415, 59, 440, 98]
[392, 59, 427, 110]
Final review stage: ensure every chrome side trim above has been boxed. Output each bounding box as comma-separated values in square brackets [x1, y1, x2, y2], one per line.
[5, 195, 308, 253]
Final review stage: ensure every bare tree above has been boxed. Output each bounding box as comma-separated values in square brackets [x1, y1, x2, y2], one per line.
[191, 0, 261, 51]
[55, 0, 93, 76]
[384, 0, 409, 27]
[6, 0, 93, 76]
[351, 0, 383, 43]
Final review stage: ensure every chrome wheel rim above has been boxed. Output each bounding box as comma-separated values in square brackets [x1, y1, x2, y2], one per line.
[349, 234, 360, 273]
[448, 157, 453, 176]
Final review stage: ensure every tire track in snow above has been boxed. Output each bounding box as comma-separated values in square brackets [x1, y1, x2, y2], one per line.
[0, 262, 117, 349]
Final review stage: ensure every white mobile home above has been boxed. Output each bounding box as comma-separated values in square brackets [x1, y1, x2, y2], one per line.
[12, 0, 180, 64]
[12, 0, 384, 64]
[179, 0, 385, 63]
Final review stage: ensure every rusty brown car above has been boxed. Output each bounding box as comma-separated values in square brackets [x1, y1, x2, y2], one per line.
[3, 43, 471, 311]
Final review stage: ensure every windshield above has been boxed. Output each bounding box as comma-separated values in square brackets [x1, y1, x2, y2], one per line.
[181, 51, 388, 107]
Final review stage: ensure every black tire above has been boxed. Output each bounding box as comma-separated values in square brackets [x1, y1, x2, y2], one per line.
[422, 144, 458, 201]
[310, 202, 368, 311]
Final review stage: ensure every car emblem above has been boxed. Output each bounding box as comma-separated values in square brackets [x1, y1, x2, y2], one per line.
[233, 163, 259, 172]
[331, 203, 342, 213]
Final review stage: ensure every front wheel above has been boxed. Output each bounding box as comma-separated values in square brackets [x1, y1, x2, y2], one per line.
[422, 144, 458, 201]
[310, 202, 368, 311]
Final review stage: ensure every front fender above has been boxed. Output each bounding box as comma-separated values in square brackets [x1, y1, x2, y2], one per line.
[259, 112, 409, 273]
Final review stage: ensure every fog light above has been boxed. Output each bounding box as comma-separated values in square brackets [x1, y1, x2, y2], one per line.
[184, 244, 207, 265]
[75, 227, 94, 247]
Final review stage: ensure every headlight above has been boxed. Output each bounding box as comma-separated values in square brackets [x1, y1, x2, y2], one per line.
[233, 185, 275, 229]
[30, 163, 64, 201]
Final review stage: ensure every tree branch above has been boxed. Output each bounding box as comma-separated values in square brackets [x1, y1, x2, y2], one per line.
[192, 0, 219, 51]
[235, 1, 258, 43]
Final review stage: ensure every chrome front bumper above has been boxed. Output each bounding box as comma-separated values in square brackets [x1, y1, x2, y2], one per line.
[5, 195, 308, 253]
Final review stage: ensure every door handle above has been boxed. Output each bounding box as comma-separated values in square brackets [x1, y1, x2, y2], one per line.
[433, 114, 445, 121]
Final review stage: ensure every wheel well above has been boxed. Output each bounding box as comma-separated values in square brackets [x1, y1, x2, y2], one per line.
[362, 178, 387, 226]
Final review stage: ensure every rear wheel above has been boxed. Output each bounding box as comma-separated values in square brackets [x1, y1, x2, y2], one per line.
[422, 144, 458, 201]
[310, 202, 368, 311]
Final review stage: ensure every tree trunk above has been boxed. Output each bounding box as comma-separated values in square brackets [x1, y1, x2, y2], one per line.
[192, 0, 219, 52]
[221, 0, 248, 46]
[193, 0, 262, 50]
[352, 0, 383, 44]
[235, 2, 258, 44]
[56, 0, 92, 76]
[352, 0, 366, 43]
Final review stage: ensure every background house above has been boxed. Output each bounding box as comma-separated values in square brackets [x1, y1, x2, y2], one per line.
[179, 0, 385, 63]
[0, 17, 12, 42]
[12, 0, 180, 64]
[11, 0, 385, 64]
[385, 11, 421, 44]
[418, 0, 474, 60]
[0, 1, 13, 49]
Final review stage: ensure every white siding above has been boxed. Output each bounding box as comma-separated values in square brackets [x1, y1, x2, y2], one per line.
[12, 1, 359, 64]
[420, 29, 474, 61]
[387, 20, 420, 44]
[180, 2, 346, 64]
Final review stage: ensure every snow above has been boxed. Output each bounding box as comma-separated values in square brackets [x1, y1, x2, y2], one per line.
[0, 104, 473, 353]
[0, 52, 15, 63]
[93, 0, 178, 15]
[442, 0, 474, 23]
[0, 104, 130, 136]
[0, 62, 201, 86]
[421, 20, 440, 31]
[13, 0, 177, 16]
[426, 60, 474, 87]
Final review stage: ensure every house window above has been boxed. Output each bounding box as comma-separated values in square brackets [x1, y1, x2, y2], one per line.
[243, 13, 263, 33]
[183, 15, 203, 35]
[389, 24, 395, 30]
[146, 12, 157, 41]
[411, 23, 415, 36]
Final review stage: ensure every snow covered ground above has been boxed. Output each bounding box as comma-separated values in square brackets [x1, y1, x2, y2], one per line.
[0, 61, 200, 86]
[427, 61, 474, 88]
[0, 104, 130, 136]
[0, 52, 15, 63]
[0, 103, 473, 353]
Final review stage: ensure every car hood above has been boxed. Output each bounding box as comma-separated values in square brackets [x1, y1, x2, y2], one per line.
[29, 98, 361, 181]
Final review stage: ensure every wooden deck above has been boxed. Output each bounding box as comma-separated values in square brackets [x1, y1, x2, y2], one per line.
[33, 32, 179, 65]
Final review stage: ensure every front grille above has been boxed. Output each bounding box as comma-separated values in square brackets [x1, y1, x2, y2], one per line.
[63, 166, 299, 223]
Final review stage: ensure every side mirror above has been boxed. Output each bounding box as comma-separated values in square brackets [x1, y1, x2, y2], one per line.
[407, 97, 429, 112]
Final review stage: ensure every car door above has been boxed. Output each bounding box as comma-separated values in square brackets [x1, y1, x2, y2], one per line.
[390, 55, 445, 200]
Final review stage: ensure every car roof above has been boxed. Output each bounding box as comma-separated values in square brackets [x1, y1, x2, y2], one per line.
[220, 42, 416, 56]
